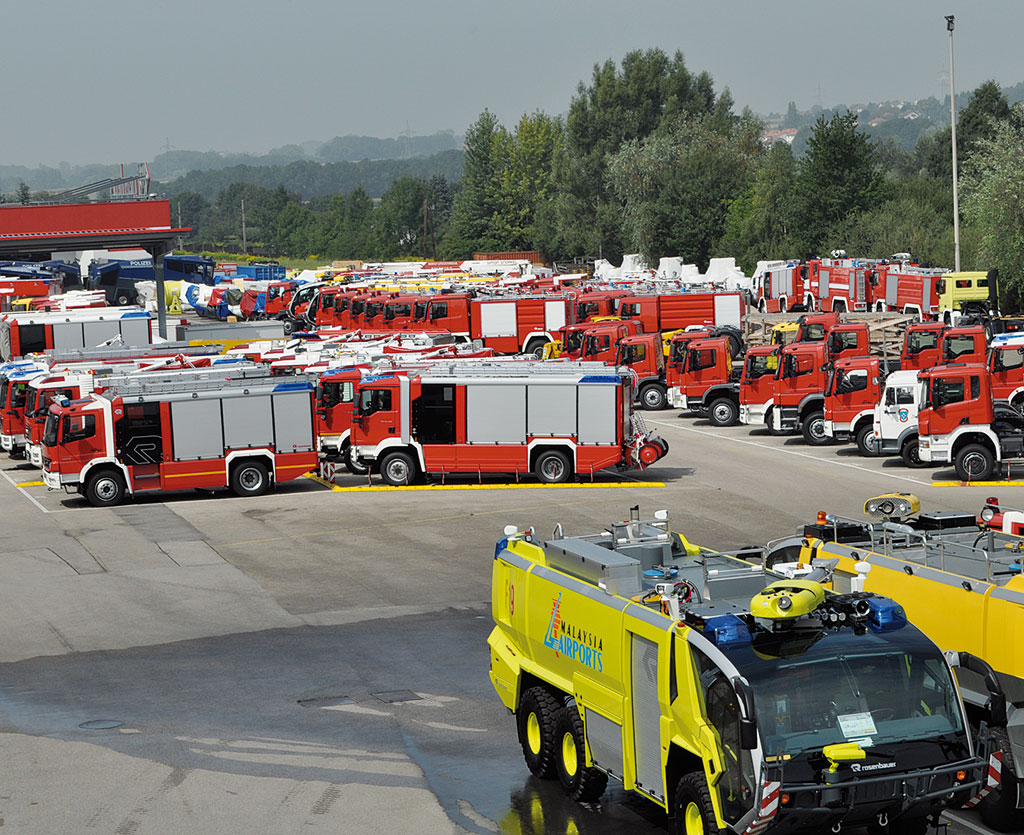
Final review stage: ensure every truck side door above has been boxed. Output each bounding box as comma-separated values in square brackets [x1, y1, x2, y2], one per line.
[355, 384, 398, 446]
[880, 383, 917, 439]
[692, 648, 756, 827]
[114, 401, 165, 489]
[991, 346, 1024, 401]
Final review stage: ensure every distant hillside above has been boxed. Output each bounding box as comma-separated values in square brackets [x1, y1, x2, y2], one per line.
[161, 150, 465, 201]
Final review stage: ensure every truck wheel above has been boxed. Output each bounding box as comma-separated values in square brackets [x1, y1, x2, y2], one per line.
[379, 451, 417, 486]
[230, 461, 270, 497]
[85, 470, 126, 507]
[639, 383, 668, 411]
[901, 438, 926, 468]
[116, 293, 130, 305]
[342, 446, 368, 475]
[955, 444, 995, 482]
[765, 407, 789, 437]
[801, 411, 829, 445]
[282, 318, 296, 335]
[535, 450, 571, 484]
[708, 397, 738, 427]
[517, 687, 561, 779]
[855, 424, 878, 456]
[553, 704, 608, 802]
[671, 772, 723, 835]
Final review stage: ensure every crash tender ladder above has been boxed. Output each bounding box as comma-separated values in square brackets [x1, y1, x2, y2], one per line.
[96, 369, 317, 400]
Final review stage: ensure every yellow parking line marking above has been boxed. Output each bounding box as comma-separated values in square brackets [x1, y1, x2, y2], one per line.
[301, 473, 664, 492]
[931, 481, 1024, 487]
[17, 480, 44, 487]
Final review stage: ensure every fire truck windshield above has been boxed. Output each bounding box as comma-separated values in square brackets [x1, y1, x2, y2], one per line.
[43, 412, 58, 447]
[745, 353, 776, 380]
[0, 380, 8, 409]
[564, 330, 584, 353]
[734, 636, 965, 758]
[414, 301, 428, 321]
[577, 302, 598, 320]
[906, 330, 938, 354]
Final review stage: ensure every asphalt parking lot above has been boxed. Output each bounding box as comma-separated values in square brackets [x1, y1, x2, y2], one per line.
[0, 409, 1011, 834]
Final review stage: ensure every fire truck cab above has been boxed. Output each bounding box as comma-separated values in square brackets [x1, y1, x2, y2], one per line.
[872, 370, 928, 467]
[670, 336, 742, 426]
[822, 356, 885, 454]
[918, 364, 1024, 481]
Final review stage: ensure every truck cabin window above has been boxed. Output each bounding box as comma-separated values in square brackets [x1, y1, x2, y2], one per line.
[944, 336, 976, 360]
[836, 369, 867, 394]
[688, 348, 715, 372]
[932, 378, 965, 408]
[906, 331, 938, 354]
[62, 414, 96, 444]
[830, 331, 859, 353]
[429, 302, 448, 321]
[995, 347, 1024, 371]
[745, 354, 776, 380]
[359, 389, 392, 416]
[320, 381, 354, 407]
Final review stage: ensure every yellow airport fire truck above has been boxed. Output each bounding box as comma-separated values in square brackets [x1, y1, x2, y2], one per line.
[488, 508, 998, 834]
[792, 493, 1024, 831]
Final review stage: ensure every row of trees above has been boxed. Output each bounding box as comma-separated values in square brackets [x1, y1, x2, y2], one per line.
[165, 49, 1024, 306]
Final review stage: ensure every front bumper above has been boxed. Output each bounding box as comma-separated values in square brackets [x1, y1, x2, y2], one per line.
[740, 402, 769, 426]
[0, 434, 13, 451]
[667, 387, 687, 409]
[42, 469, 62, 490]
[28, 443, 41, 467]
[918, 434, 950, 464]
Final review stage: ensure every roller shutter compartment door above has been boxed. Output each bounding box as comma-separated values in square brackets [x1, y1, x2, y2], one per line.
[170, 399, 224, 460]
[577, 384, 617, 444]
[466, 384, 525, 443]
[83, 320, 120, 347]
[119, 317, 151, 346]
[478, 302, 517, 338]
[222, 394, 274, 449]
[526, 383, 576, 437]
[52, 321, 84, 352]
[272, 392, 315, 452]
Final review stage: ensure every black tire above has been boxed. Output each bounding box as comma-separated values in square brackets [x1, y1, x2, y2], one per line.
[517, 687, 561, 779]
[535, 450, 571, 484]
[639, 383, 668, 411]
[707, 397, 738, 427]
[282, 318, 296, 335]
[1012, 396, 1024, 416]
[855, 424, 878, 456]
[379, 450, 417, 486]
[342, 445, 368, 475]
[765, 407, 789, 436]
[85, 470, 126, 507]
[230, 460, 270, 497]
[758, 299, 766, 313]
[116, 293, 131, 306]
[901, 438, 927, 468]
[801, 410, 829, 445]
[553, 704, 608, 802]
[9, 446, 25, 460]
[955, 443, 995, 482]
[670, 772, 724, 835]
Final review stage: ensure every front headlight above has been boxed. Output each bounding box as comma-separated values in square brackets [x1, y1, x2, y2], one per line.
[980, 507, 996, 523]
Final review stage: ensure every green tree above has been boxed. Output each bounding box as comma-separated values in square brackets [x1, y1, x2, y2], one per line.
[607, 113, 761, 269]
[370, 177, 428, 258]
[918, 80, 1011, 180]
[490, 112, 563, 252]
[718, 141, 798, 272]
[789, 111, 882, 257]
[551, 48, 731, 260]
[443, 110, 501, 256]
[17, 180, 30, 205]
[962, 103, 1024, 309]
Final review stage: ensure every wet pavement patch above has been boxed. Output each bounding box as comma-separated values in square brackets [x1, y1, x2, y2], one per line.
[371, 690, 421, 703]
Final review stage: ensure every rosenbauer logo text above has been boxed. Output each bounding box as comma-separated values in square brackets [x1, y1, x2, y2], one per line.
[544, 593, 603, 672]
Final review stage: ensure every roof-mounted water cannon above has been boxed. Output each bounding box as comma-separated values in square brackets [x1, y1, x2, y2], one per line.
[750, 580, 825, 627]
[864, 492, 920, 521]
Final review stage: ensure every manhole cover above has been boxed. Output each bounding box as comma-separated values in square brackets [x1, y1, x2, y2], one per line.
[371, 690, 421, 704]
[298, 696, 354, 708]
[79, 720, 123, 730]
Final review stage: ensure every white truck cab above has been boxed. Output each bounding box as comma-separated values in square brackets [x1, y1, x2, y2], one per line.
[873, 369, 926, 467]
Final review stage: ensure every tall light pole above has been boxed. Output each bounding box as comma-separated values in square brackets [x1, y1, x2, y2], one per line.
[947, 14, 961, 272]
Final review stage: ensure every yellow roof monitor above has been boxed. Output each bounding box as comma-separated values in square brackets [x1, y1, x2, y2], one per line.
[864, 492, 920, 520]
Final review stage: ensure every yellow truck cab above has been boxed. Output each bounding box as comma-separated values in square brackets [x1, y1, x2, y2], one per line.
[797, 493, 1022, 831]
[488, 508, 991, 835]
[938, 270, 998, 326]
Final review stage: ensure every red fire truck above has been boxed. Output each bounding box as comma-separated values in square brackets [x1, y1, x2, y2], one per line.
[265, 280, 299, 318]
[805, 258, 872, 313]
[870, 264, 945, 317]
[348, 363, 667, 484]
[41, 368, 318, 506]
[822, 356, 886, 454]
[665, 329, 713, 397]
[917, 364, 1024, 481]
[614, 332, 669, 410]
[572, 289, 632, 322]
[617, 291, 743, 334]
[755, 263, 807, 312]
[667, 336, 743, 425]
[738, 344, 783, 431]
[741, 324, 871, 441]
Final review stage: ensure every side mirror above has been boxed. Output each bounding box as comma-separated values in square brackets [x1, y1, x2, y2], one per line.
[732, 678, 759, 750]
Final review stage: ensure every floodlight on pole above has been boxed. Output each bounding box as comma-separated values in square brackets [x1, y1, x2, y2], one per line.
[947, 14, 961, 271]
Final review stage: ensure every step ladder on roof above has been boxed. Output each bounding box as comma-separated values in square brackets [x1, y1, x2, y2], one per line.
[95, 366, 306, 399]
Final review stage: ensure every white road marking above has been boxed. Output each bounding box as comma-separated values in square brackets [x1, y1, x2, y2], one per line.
[320, 703, 391, 716]
[647, 419, 934, 487]
[0, 469, 56, 513]
[414, 720, 487, 733]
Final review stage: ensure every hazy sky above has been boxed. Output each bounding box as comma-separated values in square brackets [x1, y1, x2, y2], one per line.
[4, 0, 1021, 167]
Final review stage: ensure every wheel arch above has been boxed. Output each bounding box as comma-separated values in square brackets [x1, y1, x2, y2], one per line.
[951, 430, 1000, 462]
[528, 442, 577, 473]
[664, 742, 709, 819]
[797, 394, 825, 420]
[80, 459, 133, 495]
[226, 449, 276, 482]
